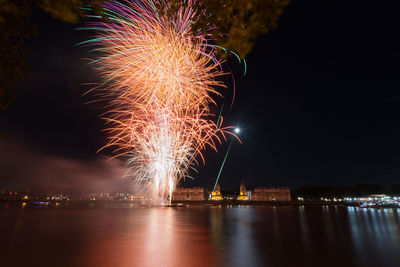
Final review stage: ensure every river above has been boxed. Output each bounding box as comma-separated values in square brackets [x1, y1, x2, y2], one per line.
[1, 205, 399, 266]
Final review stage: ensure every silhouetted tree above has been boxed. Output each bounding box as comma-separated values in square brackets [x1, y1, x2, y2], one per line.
[392, 184, 400, 194]
[292, 184, 389, 200]
[354, 184, 387, 196]
[0, 0, 33, 110]
[160, 0, 290, 59]
[0, 0, 290, 109]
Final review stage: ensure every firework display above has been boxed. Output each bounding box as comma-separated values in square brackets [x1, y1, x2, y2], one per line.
[82, 0, 234, 201]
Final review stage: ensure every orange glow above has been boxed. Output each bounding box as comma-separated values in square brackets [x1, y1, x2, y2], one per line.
[86, 1, 237, 201]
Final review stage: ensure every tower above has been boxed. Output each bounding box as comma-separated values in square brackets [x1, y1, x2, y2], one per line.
[211, 184, 222, 200]
[238, 180, 249, 200]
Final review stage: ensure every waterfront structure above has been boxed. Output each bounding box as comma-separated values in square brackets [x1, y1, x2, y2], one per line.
[344, 194, 399, 207]
[172, 187, 205, 201]
[252, 187, 291, 201]
[237, 181, 249, 200]
[211, 184, 223, 200]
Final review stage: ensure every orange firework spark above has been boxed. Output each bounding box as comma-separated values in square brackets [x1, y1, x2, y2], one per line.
[81, 0, 235, 201]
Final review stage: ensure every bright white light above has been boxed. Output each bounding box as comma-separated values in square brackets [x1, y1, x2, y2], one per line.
[234, 127, 240, 134]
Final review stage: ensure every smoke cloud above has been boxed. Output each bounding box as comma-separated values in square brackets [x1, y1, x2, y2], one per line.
[0, 140, 132, 193]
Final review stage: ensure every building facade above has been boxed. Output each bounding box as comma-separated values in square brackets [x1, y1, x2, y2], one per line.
[211, 184, 223, 200]
[237, 182, 249, 200]
[252, 187, 291, 201]
[172, 187, 205, 201]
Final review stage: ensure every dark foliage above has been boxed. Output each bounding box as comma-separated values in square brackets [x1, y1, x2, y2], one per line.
[0, 0, 289, 110]
[292, 184, 394, 200]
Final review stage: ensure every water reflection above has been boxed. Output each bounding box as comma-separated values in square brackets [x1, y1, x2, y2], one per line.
[348, 207, 400, 266]
[1, 205, 400, 267]
[226, 207, 260, 266]
[79, 208, 218, 267]
[299, 205, 312, 263]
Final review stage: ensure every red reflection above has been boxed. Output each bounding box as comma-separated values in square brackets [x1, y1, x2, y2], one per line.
[79, 208, 219, 267]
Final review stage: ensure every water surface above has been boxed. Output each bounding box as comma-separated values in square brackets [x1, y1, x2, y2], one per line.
[1, 205, 399, 266]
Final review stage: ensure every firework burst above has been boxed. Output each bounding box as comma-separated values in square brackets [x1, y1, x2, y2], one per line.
[81, 0, 235, 201]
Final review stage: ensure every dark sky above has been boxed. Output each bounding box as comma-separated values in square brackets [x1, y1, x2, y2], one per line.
[1, 0, 400, 191]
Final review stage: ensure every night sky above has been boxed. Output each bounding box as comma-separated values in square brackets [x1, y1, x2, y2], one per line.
[1, 0, 400, 192]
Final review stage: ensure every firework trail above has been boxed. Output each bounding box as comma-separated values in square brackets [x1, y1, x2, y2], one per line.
[81, 0, 235, 201]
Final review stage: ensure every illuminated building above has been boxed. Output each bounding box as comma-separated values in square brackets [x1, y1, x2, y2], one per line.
[172, 187, 205, 201]
[252, 187, 291, 201]
[237, 181, 249, 200]
[211, 184, 223, 201]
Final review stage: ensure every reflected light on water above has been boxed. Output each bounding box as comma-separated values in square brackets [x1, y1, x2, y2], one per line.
[1, 205, 400, 267]
[81, 208, 217, 267]
[226, 207, 260, 267]
[348, 207, 400, 266]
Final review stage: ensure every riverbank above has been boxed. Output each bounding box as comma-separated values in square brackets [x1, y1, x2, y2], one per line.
[0, 200, 400, 208]
[3, 199, 399, 209]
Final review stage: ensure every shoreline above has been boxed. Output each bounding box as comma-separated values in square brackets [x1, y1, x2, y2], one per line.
[2, 199, 399, 209]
